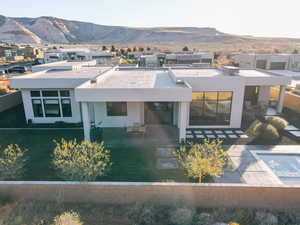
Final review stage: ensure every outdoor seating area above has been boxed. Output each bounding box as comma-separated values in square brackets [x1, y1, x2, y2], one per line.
[186, 129, 249, 140]
[126, 123, 146, 137]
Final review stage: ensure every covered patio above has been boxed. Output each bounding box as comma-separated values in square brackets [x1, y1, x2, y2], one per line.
[75, 68, 192, 142]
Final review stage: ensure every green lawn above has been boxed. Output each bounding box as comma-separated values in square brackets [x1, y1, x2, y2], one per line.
[0, 129, 187, 182]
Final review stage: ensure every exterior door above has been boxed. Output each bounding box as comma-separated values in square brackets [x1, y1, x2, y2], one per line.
[144, 102, 173, 125]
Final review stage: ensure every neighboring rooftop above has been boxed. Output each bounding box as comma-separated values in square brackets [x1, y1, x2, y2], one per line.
[31, 60, 97, 72]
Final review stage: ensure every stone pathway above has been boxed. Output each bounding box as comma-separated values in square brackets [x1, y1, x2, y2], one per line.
[285, 125, 300, 138]
[185, 129, 249, 141]
[156, 146, 179, 169]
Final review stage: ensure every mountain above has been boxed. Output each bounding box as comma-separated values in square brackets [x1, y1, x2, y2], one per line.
[0, 15, 240, 44]
[0, 15, 299, 46]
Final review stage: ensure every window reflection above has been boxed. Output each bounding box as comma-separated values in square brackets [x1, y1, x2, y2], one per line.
[189, 92, 232, 125]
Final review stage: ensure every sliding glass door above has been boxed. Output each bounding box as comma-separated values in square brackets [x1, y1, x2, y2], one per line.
[189, 92, 232, 126]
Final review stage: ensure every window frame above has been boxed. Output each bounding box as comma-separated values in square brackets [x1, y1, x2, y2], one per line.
[30, 89, 72, 118]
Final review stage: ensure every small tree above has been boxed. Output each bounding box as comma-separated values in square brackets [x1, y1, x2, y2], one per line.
[102, 45, 107, 51]
[53, 139, 111, 181]
[110, 45, 116, 52]
[138, 47, 144, 52]
[0, 144, 27, 180]
[147, 47, 151, 51]
[292, 49, 299, 54]
[174, 140, 230, 183]
[182, 46, 189, 51]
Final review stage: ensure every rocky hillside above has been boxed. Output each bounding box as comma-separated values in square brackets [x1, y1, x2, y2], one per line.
[0, 15, 299, 46]
[0, 15, 244, 44]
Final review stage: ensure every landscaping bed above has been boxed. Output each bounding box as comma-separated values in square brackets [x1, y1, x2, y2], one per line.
[1, 199, 299, 225]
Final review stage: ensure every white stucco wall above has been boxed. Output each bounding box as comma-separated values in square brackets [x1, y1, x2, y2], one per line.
[21, 89, 82, 124]
[93, 102, 144, 127]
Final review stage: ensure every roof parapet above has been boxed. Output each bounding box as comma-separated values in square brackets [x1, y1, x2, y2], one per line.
[221, 66, 240, 76]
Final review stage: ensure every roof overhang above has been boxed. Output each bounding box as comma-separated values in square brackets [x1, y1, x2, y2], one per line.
[74, 86, 192, 102]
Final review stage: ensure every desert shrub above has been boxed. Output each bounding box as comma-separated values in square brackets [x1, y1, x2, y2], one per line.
[169, 205, 195, 225]
[126, 203, 157, 225]
[53, 211, 83, 225]
[53, 139, 111, 181]
[277, 211, 300, 225]
[6, 200, 61, 225]
[194, 212, 213, 225]
[0, 144, 27, 180]
[174, 140, 231, 183]
[249, 121, 280, 141]
[248, 120, 263, 137]
[266, 116, 288, 131]
[259, 124, 280, 140]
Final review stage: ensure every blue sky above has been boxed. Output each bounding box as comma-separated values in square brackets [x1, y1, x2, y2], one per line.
[1, 0, 299, 38]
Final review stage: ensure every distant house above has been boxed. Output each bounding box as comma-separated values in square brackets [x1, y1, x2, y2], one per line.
[44, 48, 114, 65]
[165, 52, 214, 65]
[10, 61, 291, 141]
[232, 53, 300, 71]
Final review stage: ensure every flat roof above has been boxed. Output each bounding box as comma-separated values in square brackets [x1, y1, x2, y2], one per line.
[9, 67, 111, 89]
[85, 69, 187, 89]
[238, 69, 274, 78]
[13, 67, 110, 80]
[268, 70, 300, 79]
[31, 60, 97, 72]
[172, 69, 222, 78]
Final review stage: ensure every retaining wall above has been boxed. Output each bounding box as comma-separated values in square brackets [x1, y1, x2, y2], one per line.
[0, 181, 300, 210]
[0, 91, 22, 112]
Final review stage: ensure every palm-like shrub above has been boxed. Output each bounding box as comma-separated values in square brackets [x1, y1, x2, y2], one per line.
[266, 116, 288, 131]
[0, 144, 27, 180]
[53, 139, 111, 181]
[53, 211, 83, 225]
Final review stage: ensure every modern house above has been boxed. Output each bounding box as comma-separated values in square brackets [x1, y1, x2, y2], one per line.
[9, 61, 291, 142]
[232, 53, 300, 71]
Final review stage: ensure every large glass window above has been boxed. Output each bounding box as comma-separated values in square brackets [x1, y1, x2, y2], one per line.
[31, 89, 72, 118]
[60, 90, 70, 97]
[189, 92, 232, 125]
[61, 99, 72, 117]
[42, 90, 58, 97]
[44, 99, 61, 117]
[32, 99, 43, 117]
[30, 91, 41, 97]
[106, 102, 127, 116]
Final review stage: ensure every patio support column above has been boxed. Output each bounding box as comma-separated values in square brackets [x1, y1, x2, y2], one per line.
[179, 102, 189, 142]
[258, 86, 270, 104]
[276, 85, 286, 114]
[82, 102, 91, 142]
